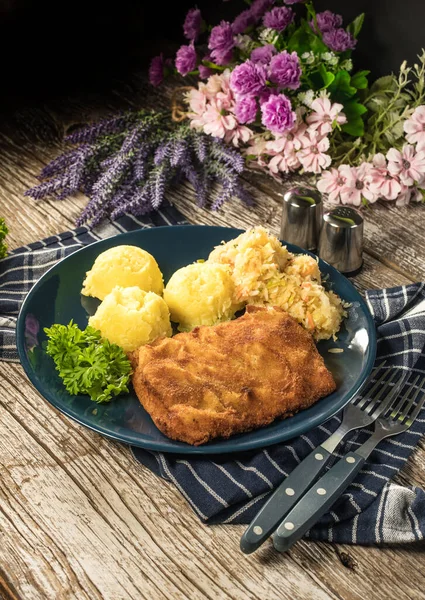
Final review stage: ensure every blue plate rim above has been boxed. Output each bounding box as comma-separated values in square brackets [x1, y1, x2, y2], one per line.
[16, 224, 377, 454]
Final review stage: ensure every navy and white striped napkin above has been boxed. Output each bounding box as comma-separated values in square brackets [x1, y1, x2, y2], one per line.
[1, 205, 424, 545]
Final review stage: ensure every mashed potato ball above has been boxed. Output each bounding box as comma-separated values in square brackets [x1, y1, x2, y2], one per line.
[82, 245, 163, 300]
[89, 286, 171, 352]
[164, 262, 242, 332]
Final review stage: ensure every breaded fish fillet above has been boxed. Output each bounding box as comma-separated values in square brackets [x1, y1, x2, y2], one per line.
[130, 306, 336, 445]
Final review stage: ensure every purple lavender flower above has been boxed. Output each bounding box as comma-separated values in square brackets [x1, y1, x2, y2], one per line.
[323, 28, 357, 52]
[234, 96, 258, 124]
[175, 44, 197, 76]
[250, 0, 274, 20]
[183, 8, 202, 41]
[310, 10, 343, 34]
[263, 6, 294, 32]
[230, 60, 267, 97]
[208, 21, 235, 65]
[232, 9, 256, 35]
[250, 44, 276, 65]
[269, 50, 302, 90]
[149, 54, 165, 87]
[261, 93, 296, 133]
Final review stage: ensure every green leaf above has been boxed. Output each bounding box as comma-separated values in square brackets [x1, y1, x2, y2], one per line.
[369, 75, 398, 95]
[0, 217, 8, 259]
[343, 100, 368, 119]
[350, 70, 370, 90]
[287, 19, 327, 55]
[328, 70, 357, 102]
[347, 13, 365, 39]
[342, 117, 365, 137]
[318, 64, 335, 88]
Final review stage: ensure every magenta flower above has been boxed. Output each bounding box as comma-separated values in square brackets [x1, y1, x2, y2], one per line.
[261, 93, 296, 134]
[298, 132, 331, 174]
[263, 6, 294, 32]
[235, 96, 258, 124]
[250, 44, 276, 65]
[149, 54, 165, 87]
[230, 60, 267, 96]
[269, 51, 302, 90]
[404, 106, 425, 151]
[368, 153, 402, 200]
[323, 28, 357, 52]
[199, 64, 213, 79]
[317, 167, 348, 203]
[387, 144, 425, 186]
[175, 44, 197, 76]
[310, 10, 343, 34]
[307, 97, 346, 136]
[232, 9, 256, 34]
[183, 8, 202, 41]
[338, 164, 377, 205]
[250, 0, 274, 20]
[208, 21, 235, 65]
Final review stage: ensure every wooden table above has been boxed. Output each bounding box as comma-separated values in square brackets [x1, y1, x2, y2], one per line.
[0, 73, 424, 600]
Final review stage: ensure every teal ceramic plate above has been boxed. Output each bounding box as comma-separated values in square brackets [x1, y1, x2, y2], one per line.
[17, 225, 376, 454]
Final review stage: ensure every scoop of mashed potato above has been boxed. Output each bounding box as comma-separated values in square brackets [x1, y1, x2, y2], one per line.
[89, 286, 171, 352]
[164, 262, 242, 332]
[82, 245, 163, 300]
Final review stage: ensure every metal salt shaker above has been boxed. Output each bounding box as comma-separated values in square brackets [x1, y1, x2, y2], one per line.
[318, 206, 364, 275]
[280, 186, 323, 252]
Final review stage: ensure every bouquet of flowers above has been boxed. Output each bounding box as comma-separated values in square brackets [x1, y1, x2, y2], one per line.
[152, 0, 425, 207]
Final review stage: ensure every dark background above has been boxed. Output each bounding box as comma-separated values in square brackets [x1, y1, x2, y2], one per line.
[0, 0, 423, 109]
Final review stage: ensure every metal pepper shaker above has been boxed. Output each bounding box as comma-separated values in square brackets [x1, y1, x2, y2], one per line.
[280, 186, 323, 252]
[318, 206, 364, 275]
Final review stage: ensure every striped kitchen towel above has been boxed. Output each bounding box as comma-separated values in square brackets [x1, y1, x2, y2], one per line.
[1, 208, 424, 545]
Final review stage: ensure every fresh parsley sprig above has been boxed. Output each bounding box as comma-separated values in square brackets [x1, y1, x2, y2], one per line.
[44, 321, 132, 403]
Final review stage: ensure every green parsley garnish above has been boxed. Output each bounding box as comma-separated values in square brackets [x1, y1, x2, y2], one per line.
[44, 321, 132, 403]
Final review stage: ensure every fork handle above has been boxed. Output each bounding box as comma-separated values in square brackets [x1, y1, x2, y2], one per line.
[272, 451, 365, 553]
[240, 446, 332, 554]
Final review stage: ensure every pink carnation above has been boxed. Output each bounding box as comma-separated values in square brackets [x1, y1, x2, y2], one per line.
[338, 163, 378, 206]
[317, 167, 348, 203]
[395, 185, 423, 207]
[306, 97, 347, 137]
[387, 144, 425, 186]
[404, 106, 425, 151]
[298, 131, 331, 173]
[368, 153, 402, 200]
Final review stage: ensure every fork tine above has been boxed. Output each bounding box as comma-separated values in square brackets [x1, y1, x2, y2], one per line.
[368, 370, 409, 421]
[362, 370, 399, 414]
[394, 375, 421, 422]
[388, 374, 420, 419]
[355, 362, 388, 410]
[404, 375, 425, 426]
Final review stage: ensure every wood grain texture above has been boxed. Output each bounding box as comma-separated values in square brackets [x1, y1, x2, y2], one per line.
[0, 72, 424, 600]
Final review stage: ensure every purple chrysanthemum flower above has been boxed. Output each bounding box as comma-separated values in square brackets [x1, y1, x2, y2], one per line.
[263, 6, 294, 32]
[230, 60, 267, 97]
[260, 93, 296, 133]
[149, 54, 165, 87]
[232, 9, 256, 35]
[310, 10, 343, 34]
[208, 21, 235, 65]
[199, 64, 213, 79]
[234, 96, 258, 124]
[175, 44, 197, 76]
[269, 50, 302, 90]
[250, 44, 276, 65]
[183, 8, 202, 41]
[250, 0, 274, 20]
[323, 28, 357, 52]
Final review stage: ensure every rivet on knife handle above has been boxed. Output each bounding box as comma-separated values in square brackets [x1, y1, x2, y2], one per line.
[240, 447, 332, 554]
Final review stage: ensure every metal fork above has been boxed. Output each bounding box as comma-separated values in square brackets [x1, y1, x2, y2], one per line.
[240, 362, 407, 554]
[273, 373, 425, 553]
